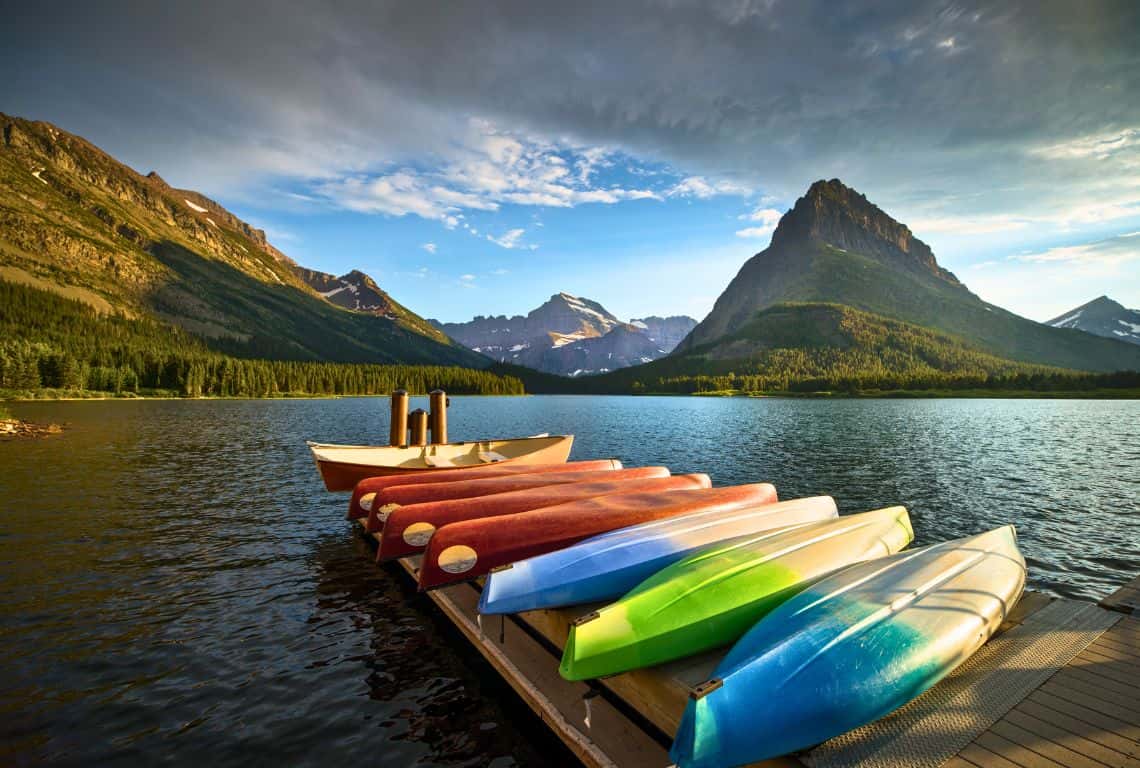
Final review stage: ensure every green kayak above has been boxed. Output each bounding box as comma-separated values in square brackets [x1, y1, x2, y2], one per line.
[560, 505, 913, 681]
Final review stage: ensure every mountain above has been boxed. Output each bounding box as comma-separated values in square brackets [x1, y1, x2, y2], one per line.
[1047, 296, 1140, 346]
[630, 315, 698, 352]
[676, 179, 1140, 372]
[0, 113, 482, 367]
[434, 292, 697, 375]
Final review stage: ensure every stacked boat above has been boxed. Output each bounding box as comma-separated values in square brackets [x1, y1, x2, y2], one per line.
[313, 410, 1026, 768]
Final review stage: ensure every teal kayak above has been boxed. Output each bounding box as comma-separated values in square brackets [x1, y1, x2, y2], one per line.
[671, 526, 1025, 768]
[560, 506, 913, 681]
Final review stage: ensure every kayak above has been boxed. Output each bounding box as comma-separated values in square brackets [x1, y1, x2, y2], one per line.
[308, 434, 574, 491]
[670, 526, 1026, 768]
[479, 495, 837, 615]
[347, 459, 622, 519]
[379, 474, 712, 562]
[560, 506, 913, 681]
[419, 483, 780, 591]
[363, 466, 670, 532]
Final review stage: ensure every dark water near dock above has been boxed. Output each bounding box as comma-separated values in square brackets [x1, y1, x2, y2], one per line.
[1, 396, 1137, 766]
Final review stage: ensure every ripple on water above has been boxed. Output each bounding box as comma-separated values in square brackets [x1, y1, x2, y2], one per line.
[0, 396, 1137, 765]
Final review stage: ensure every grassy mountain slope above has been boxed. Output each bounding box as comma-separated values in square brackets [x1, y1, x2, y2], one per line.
[503, 303, 1140, 394]
[678, 180, 1140, 372]
[0, 113, 483, 367]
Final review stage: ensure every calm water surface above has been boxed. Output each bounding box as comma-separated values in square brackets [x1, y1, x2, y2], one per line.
[1, 396, 1138, 765]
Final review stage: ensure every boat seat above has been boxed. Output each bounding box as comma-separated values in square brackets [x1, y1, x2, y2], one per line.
[479, 450, 509, 463]
[423, 453, 457, 468]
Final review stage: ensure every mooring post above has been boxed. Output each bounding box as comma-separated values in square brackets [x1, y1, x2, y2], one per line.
[408, 408, 428, 446]
[389, 389, 409, 446]
[428, 389, 449, 444]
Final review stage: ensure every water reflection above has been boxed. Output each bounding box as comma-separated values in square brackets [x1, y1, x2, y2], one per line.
[0, 396, 1136, 765]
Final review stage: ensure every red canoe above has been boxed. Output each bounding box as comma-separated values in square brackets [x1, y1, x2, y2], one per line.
[417, 483, 779, 590]
[378, 474, 713, 561]
[347, 459, 623, 519]
[364, 466, 671, 532]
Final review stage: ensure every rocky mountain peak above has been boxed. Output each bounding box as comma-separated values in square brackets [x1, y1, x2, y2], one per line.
[771, 178, 959, 285]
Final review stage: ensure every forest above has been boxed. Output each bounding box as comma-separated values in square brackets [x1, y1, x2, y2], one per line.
[0, 279, 525, 397]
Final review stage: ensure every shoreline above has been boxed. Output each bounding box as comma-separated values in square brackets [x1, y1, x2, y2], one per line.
[4, 388, 1139, 402]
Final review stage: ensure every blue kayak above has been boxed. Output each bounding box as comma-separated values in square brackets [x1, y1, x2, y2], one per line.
[670, 526, 1026, 768]
[478, 495, 838, 615]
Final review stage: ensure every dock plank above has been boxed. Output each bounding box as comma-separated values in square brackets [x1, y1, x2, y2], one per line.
[1101, 575, 1140, 615]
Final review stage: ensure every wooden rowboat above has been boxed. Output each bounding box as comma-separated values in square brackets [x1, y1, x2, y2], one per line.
[308, 434, 574, 491]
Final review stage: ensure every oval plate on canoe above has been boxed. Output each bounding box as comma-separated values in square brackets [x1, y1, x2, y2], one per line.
[670, 526, 1025, 768]
[479, 495, 838, 615]
[560, 506, 913, 681]
[418, 483, 779, 591]
[347, 459, 622, 519]
[308, 434, 574, 491]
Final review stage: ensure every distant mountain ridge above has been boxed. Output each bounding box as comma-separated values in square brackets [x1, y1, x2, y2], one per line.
[434, 292, 697, 376]
[1047, 296, 1140, 346]
[0, 113, 481, 366]
[675, 179, 1140, 372]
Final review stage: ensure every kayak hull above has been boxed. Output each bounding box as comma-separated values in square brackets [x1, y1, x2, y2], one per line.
[419, 483, 779, 591]
[309, 434, 574, 491]
[378, 474, 712, 561]
[670, 526, 1026, 768]
[561, 506, 913, 681]
[364, 466, 670, 532]
[479, 495, 838, 615]
[347, 459, 621, 519]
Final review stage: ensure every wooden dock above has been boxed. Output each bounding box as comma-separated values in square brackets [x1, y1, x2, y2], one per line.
[357, 522, 1139, 768]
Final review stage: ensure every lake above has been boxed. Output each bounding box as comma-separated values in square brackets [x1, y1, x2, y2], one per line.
[2, 396, 1137, 766]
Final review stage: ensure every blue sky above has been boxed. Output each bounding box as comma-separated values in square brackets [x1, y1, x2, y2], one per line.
[5, 1, 1140, 323]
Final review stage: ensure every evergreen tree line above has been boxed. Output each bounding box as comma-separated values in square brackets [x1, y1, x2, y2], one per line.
[0, 279, 524, 397]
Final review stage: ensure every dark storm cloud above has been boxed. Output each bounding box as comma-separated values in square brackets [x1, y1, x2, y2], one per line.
[4, 0, 1140, 221]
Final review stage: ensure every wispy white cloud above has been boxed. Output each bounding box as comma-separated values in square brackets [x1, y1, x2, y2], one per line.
[316, 120, 661, 226]
[487, 228, 526, 249]
[668, 176, 752, 199]
[1013, 231, 1140, 267]
[735, 206, 783, 238]
[1030, 127, 1140, 162]
[421, 242, 437, 253]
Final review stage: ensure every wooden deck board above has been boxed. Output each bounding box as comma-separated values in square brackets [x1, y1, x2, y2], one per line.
[951, 613, 1140, 767]
[1101, 575, 1140, 615]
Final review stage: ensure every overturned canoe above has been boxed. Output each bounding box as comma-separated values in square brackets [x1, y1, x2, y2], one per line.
[560, 506, 913, 681]
[419, 483, 780, 591]
[479, 495, 838, 615]
[363, 466, 670, 532]
[308, 434, 574, 491]
[347, 459, 622, 519]
[671, 526, 1026, 768]
[379, 474, 710, 562]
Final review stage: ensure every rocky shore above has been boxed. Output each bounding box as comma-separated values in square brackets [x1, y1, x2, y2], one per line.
[0, 417, 63, 438]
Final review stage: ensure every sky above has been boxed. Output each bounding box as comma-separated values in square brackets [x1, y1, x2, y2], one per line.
[3, 0, 1139, 323]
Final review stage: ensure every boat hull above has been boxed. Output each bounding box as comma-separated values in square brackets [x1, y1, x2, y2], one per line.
[310, 434, 574, 491]
[347, 459, 621, 519]
[419, 483, 780, 591]
[364, 467, 670, 532]
[670, 526, 1025, 768]
[561, 506, 913, 681]
[379, 474, 711, 561]
[479, 495, 838, 615]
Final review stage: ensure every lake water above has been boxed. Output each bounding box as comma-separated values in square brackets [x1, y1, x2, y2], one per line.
[2, 396, 1138, 766]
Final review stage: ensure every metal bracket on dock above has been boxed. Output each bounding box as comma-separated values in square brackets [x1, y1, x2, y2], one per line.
[572, 610, 600, 627]
[689, 678, 723, 700]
